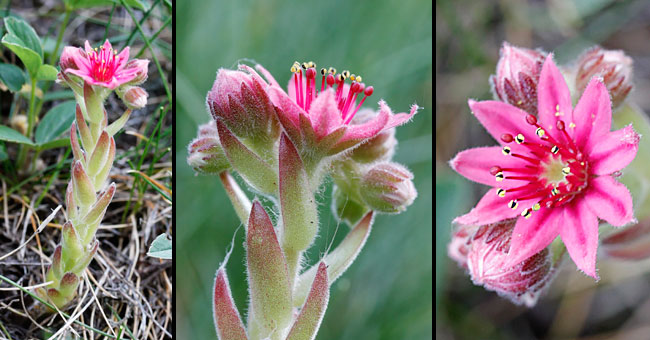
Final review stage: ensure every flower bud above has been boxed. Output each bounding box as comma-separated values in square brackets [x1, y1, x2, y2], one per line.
[359, 162, 416, 213]
[575, 46, 633, 109]
[447, 224, 475, 269]
[124, 59, 149, 85]
[490, 42, 545, 115]
[206, 66, 278, 142]
[59, 46, 82, 72]
[187, 121, 231, 175]
[601, 219, 650, 260]
[118, 85, 148, 110]
[465, 220, 555, 307]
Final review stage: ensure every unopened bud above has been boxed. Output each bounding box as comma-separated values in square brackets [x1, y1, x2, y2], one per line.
[124, 59, 149, 85]
[576, 46, 633, 109]
[359, 162, 416, 213]
[465, 220, 555, 307]
[447, 224, 475, 269]
[187, 121, 231, 175]
[490, 42, 545, 115]
[349, 124, 397, 163]
[118, 86, 148, 109]
[601, 219, 650, 260]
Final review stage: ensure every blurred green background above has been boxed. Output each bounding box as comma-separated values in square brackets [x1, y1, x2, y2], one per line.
[437, 0, 650, 339]
[177, 0, 432, 339]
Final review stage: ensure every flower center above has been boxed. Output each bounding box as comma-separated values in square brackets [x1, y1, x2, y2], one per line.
[89, 46, 120, 82]
[290, 61, 373, 123]
[490, 112, 590, 219]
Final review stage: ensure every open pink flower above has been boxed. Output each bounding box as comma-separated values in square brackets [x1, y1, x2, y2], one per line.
[62, 40, 148, 90]
[262, 62, 418, 155]
[450, 55, 639, 278]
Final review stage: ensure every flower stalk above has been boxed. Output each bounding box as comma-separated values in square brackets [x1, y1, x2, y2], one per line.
[36, 40, 148, 309]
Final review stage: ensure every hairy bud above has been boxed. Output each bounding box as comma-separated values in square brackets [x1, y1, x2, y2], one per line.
[575, 46, 633, 109]
[359, 162, 417, 213]
[187, 121, 231, 174]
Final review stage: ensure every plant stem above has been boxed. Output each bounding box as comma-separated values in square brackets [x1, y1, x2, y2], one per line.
[16, 76, 38, 170]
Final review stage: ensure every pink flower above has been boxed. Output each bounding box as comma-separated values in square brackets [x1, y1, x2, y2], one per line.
[490, 42, 546, 115]
[450, 55, 639, 278]
[62, 40, 148, 90]
[263, 62, 418, 155]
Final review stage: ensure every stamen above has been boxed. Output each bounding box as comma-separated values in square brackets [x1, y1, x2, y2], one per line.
[515, 133, 525, 144]
[502, 146, 511, 155]
[521, 209, 532, 218]
[497, 188, 506, 197]
[508, 200, 518, 209]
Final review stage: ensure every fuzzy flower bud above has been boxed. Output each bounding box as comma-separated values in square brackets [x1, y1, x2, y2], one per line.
[123, 59, 149, 85]
[462, 220, 555, 307]
[118, 85, 148, 109]
[359, 162, 416, 213]
[187, 121, 231, 174]
[601, 219, 650, 260]
[331, 185, 369, 227]
[206, 66, 278, 142]
[347, 109, 397, 163]
[575, 46, 633, 109]
[447, 224, 474, 269]
[490, 42, 545, 115]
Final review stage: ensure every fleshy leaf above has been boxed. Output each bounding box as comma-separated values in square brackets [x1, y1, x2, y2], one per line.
[279, 134, 318, 252]
[213, 268, 248, 340]
[216, 119, 277, 195]
[246, 201, 292, 336]
[286, 262, 330, 340]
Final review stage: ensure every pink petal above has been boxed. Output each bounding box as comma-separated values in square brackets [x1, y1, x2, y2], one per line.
[588, 124, 639, 175]
[267, 86, 303, 128]
[255, 64, 280, 88]
[383, 102, 419, 129]
[468, 100, 539, 153]
[116, 46, 130, 69]
[449, 146, 529, 189]
[102, 39, 112, 51]
[453, 188, 528, 226]
[505, 206, 562, 268]
[84, 40, 93, 53]
[560, 200, 599, 279]
[337, 103, 389, 144]
[537, 55, 573, 140]
[570, 77, 612, 150]
[308, 89, 342, 138]
[584, 176, 635, 227]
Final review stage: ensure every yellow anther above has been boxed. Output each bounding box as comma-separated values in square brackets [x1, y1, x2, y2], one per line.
[329, 67, 336, 74]
[320, 68, 327, 76]
[536, 127, 545, 138]
[508, 200, 518, 210]
[551, 145, 559, 154]
[342, 70, 350, 79]
[533, 203, 541, 211]
[355, 75, 362, 82]
[337, 74, 345, 82]
[502, 146, 511, 155]
[515, 133, 524, 144]
[562, 167, 571, 175]
[521, 209, 532, 218]
[302, 62, 309, 70]
[495, 172, 504, 182]
[350, 74, 356, 81]
[497, 188, 506, 197]
[291, 65, 299, 73]
[551, 187, 559, 196]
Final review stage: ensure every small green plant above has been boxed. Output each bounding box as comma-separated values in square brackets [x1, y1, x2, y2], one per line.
[35, 39, 148, 309]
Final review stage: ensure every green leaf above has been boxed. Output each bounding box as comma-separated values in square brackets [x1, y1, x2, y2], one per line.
[38, 138, 70, 151]
[1, 17, 43, 77]
[65, 0, 147, 11]
[35, 100, 76, 145]
[0, 125, 34, 145]
[147, 234, 172, 259]
[36, 64, 58, 81]
[0, 63, 26, 92]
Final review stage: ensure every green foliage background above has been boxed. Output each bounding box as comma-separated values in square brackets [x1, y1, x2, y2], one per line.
[176, 0, 433, 338]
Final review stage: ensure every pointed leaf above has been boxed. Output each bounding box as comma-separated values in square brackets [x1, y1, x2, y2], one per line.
[213, 268, 248, 340]
[93, 137, 115, 189]
[246, 201, 292, 336]
[279, 134, 318, 252]
[105, 109, 132, 136]
[61, 222, 83, 268]
[72, 160, 96, 207]
[286, 262, 330, 340]
[87, 132, 110, 176]
[84, 83, 103, 123]
[216, 119, 277, 195]
[57, 272, 79, 297]
[82, 183, 115, 226]
[75, 104, 93, 150]
[294, 211, 374, 307]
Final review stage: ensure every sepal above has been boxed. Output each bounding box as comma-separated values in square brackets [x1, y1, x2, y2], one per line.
[72, 160, 96, 208]
[213, 268, 248, 340]
[286, 262, 330, 340]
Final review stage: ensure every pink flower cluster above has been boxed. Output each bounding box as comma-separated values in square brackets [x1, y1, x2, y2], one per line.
[449, 42, 639, 305]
